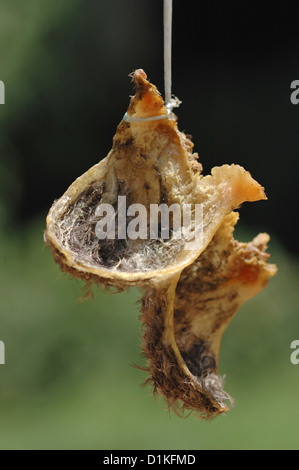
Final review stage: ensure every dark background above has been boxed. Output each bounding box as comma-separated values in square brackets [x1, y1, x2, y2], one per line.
[0, 0, 298, 252]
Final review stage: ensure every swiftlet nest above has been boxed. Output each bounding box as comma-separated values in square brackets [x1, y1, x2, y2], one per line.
[45, 69, 277, 418]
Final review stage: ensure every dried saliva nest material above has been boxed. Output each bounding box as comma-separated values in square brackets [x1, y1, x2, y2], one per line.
[45, 69, 277, 418]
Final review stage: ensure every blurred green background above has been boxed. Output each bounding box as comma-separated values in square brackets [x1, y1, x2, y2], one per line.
[0, 0, 298, 450]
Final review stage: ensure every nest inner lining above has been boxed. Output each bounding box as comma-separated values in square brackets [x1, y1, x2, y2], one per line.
[55, 182, 186, 272]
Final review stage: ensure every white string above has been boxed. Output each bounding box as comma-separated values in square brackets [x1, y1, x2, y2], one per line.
[123, 0, 180, 123]
[164, 0, 172, 108]
[123, 108, 171, 123]
[164, 0, 181, 111]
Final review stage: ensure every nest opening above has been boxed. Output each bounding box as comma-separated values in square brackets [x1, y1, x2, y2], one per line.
[54, 182, 187, 273]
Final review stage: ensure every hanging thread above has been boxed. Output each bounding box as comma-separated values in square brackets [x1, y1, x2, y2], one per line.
[164, 0, 173, 109]
[123, 0, 180, 123]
